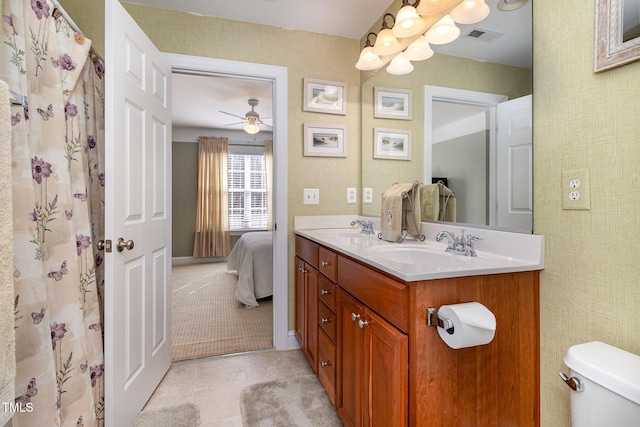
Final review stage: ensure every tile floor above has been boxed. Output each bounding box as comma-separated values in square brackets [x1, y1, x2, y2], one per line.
[143, 349, 313, 426]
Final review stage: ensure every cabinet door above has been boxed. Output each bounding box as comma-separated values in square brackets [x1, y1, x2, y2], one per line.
[304, 266, 319, 371]
[336, 290, 364, 427]
[362, 308, 409, 427]
[294, 256, 305, 347]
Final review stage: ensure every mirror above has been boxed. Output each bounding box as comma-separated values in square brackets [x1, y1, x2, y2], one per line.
[361, 1, 532, 232]
[595, 0, 640, 72]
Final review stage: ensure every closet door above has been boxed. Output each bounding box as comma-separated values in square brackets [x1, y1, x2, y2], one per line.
[104, 1, 172, 426]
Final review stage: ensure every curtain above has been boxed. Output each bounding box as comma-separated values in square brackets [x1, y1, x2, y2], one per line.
[2, 0, 106, 425]
[264, 139, 273, 231]
[193, 136, 231, 257]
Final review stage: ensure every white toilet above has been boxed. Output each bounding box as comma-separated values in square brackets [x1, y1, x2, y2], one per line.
[562, 341, 640, 426]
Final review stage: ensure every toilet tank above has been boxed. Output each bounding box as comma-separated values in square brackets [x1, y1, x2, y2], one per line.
[563, 341, 640, 427]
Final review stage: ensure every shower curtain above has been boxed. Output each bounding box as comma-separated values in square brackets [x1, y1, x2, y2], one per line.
[2, 0, 106, 425]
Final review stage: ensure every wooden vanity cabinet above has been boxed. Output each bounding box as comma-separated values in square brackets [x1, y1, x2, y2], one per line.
[336, 288, 408, 427]
[295, 235, 540, 427]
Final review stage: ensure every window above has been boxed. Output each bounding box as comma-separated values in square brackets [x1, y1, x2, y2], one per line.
[228, 150, 267, 230]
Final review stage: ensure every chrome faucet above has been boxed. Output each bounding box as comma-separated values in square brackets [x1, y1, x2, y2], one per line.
[351, 219, 374, 235]
[435, 229, 482, 257]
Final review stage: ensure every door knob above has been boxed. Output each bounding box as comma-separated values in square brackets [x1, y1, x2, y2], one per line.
[97, 240, 112, 252]
[116, 238, 135, 252]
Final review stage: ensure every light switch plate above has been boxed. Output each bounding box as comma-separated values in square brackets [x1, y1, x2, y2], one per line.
[561, 169, 590, 210]
[347, 188, 357, 204]
[303, 188, 319, 205]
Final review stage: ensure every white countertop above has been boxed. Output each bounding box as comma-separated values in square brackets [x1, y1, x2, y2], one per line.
[294, 216, 544, 282]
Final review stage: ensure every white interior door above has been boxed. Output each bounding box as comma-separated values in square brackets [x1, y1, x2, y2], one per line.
[496, 95, 533, 232]
[104, 1, 172, 425]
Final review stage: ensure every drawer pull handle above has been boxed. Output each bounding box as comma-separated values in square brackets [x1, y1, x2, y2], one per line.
[351, 313, 360, 322]
[358, 319, 369, 329]
[320, 290, 330, 295]
[321, 361, 330, 367]
[320, 261, 329, 267]
[320, 318, 331, 324]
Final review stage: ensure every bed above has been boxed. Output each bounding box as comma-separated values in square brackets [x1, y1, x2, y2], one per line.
[227, 231, 273, 307]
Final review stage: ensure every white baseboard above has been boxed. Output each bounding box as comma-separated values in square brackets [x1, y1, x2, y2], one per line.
[172, 256, 228, 266]
[287, 330, 301, 350]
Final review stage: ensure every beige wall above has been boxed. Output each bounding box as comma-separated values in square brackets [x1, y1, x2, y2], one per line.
[58, 3, 640, 425]
[535, 1, 640, 425]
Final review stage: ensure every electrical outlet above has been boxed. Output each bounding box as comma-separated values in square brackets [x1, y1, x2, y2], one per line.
[303, 188, 319, 205]
[363, 188, 373, 204]
[561, 169, 590, 210]
[347, 188, 357, 204]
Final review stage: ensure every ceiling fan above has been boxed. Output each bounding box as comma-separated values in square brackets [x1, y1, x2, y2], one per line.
[219, 98, 272, 134]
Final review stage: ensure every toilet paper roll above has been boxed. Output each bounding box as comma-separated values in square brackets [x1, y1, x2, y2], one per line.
[437, 302, 496, 349]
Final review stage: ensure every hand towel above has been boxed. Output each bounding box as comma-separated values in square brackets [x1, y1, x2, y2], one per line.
[419, 184, 440, 221]
[439, 184, 457, 222]
[0, 79, 16, 426]
[380, 183, 414, 242]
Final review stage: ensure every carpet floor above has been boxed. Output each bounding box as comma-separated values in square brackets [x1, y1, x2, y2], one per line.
[171, 262, 273, 362]
[240, 375, 342, 427]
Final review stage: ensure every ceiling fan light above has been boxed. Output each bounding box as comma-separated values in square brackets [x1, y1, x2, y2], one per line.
[416, 0, 460, 16]
[356, 46, 384, 70]
[386, 52, 414, 75]
[403, 35, 434, 61]
[244, 123, 260, 134]
[425, 14, 460, 45]
[372, 28, 403, 56]
[450, 0, 490, 24]
[392, 5, 428, 38]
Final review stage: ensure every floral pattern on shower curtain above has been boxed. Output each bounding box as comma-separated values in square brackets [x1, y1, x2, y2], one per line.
[2, 0, 105, 425]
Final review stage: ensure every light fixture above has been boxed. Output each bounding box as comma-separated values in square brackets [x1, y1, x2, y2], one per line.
[416, 0, 462, 16]
[392, 0, 427, 39]
[403, 35, 434, 61]
[244, 118, 260, 135]
[386, 52, 414, 75]
[372, 14, 403, 56]
[450, 0, 490, 24]
[425, 14, 460, 45]
[356, 32, 384, 70]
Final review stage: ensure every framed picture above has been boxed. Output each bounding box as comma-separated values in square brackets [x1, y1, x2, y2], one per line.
[303, 123, 347, 157]
[303, 78, 347, 115]
[594, 0, 640, 72]
[374, 128, 411, 160]
[374, 87, 412, 120]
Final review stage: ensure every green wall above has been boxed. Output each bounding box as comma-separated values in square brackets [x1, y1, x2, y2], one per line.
[172, 142, 198, 257]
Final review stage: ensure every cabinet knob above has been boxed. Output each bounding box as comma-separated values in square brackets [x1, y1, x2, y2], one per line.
[321, 361, 330, 367]
[298, 267, 307, 273]
[358, 319, 369, 329]
[351, 313, 360, 322]
[320, 318, 331, 324]
[320, 261, 329, 267]
[320, 289, 329, 295]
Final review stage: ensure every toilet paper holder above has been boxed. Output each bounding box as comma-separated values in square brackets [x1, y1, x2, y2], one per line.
[426, 307, 455, 335]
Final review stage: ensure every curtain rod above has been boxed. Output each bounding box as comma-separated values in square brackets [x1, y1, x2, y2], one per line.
[51, 0, 104, 62]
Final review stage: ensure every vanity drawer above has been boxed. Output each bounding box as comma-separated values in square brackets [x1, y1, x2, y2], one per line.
[318, 275, 336, 311]
[296, 235, 318, 268]
[337, 255, 409, 333]
[317, 329, 336, 405]
[318, 247, 338, 282]
[318, 300, 336, 344]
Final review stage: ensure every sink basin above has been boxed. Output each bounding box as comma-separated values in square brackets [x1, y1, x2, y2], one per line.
[364, 245, 493, 270]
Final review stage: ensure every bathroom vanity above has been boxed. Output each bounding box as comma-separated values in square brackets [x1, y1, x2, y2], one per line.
[294, 219, 543, 427]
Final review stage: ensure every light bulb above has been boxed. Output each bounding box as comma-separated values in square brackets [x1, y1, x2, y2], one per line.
[387, 53, 414, 75]
[425, 14, 460, 45]
[244, 123, 260, 134]
[450, 0, 490, 24]
[392, 5, 427, 38]
[372, 28, 403, 56]
[403, 35, 434, 61]
[356, 46, 383, 70]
